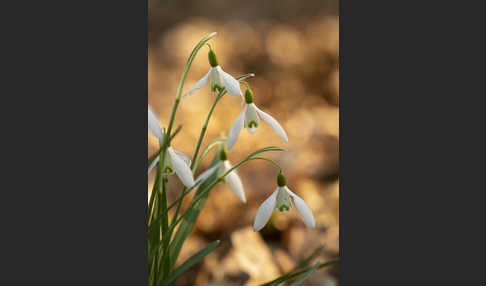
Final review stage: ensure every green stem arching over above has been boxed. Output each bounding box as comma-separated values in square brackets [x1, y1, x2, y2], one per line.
[171, 146, 285, 228]
[165, 32, 217, 138]
[168, 73, 256, 241]
[149, 34, 216, 279]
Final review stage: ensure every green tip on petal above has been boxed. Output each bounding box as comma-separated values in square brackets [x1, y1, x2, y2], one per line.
[279, 205, 290, 212]
[244, 89, 254, 104]
[208, 49, 219, 67]
[165, 166, 174, 173]
[277, 172, 286, 187]
[248, 121, 258, 128]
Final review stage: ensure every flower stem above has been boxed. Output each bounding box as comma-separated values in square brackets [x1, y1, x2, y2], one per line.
[150, 33, 216, 278]
[165, 32, 217, 138]
[190, 73, 255, 171]
[249, 156, 283, 172]
[171, 146, 285, 228]
[167, 73, 256, 250]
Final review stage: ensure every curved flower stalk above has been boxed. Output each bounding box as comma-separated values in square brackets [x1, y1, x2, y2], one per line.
[195, 148, 246, 203]
[148, 105, 195, 187]
[184, 47, 242, 98]
[227, 88, 288, 149]
[253, 172, 315, 232]
[147, 33, 335, 286]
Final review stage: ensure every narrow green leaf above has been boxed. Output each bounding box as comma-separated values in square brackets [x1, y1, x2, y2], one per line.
[170, 124, 183, 140]
[168, 145, 223, 269]
[166, 145, 284, 271]
[148, 165, 159, 221]
[148, 164, 163, 276]
[159, 240, 220, 286]
[288, 262, 320, 286]
[158, 174, 170, 279]
[260, 258, 339, 286]
[148, 149, 162, 171]
[294, 244, 325, 270]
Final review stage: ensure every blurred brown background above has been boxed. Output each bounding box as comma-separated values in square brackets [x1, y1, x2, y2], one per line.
[149, 1, 339, 285]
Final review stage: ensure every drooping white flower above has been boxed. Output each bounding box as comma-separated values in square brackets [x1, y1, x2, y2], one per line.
[194, 149, 246, 203]
[147, 105, 195, 187]
[253, 172, 315, 231]
[165, 147, 195, 188]
[227, 89, 288, 149]
[184, 48, 242, 98]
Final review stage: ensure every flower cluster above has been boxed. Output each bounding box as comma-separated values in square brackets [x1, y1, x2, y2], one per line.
[149, 44, 315, 232]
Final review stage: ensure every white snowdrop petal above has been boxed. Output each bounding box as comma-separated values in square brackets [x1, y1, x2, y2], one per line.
[223, 161, 246, 203]
[175, 151, 192, 167]
[210, 67, 223, 92]
[244, 103, 260, 134]
[227, 105, 247, 150]
[168, 147, 195, 187]
[253, 189, 278, 232]
[217, 66, 242, 98]
[148, 105, 164, 139]
[286, 187, 315, 228]
[184, 69, 211, 97]
[254, 105, 288, 142]
[148, 155, 160, 174]
[195, 162, 222, 184]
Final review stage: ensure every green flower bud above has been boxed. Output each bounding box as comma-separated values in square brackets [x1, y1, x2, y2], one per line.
[219, 148, 228, 161]
[244, 89, 254, 104]
[277, 172, 286, 187]
[208, 49, 219, 67]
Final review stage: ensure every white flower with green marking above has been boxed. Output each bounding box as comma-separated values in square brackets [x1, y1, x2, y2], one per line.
[148, 105, 195, 188]
[253, 172, 315, 232]
[185, 47, 242, 98]
[195, 149, 246, 203]
[227, 89, 288, 150]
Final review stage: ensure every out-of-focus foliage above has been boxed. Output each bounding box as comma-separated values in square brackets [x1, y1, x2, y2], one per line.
[149, 1, 338, 285]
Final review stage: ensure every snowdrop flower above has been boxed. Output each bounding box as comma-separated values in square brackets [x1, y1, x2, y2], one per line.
[185, 47, 242, 98]
[147, 105, 195, 188]
[195, 149, 246, 203]
[253, 172, 315, 231]
[227, 89, 288, 149]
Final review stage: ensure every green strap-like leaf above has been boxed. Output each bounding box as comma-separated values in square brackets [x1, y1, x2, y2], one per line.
[288, 262, 320, 286]
[294, 244, 325, 270]
[260, 258, 339, 286]
[168, 144, 223, 269]
[159, 240, 220, 286]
